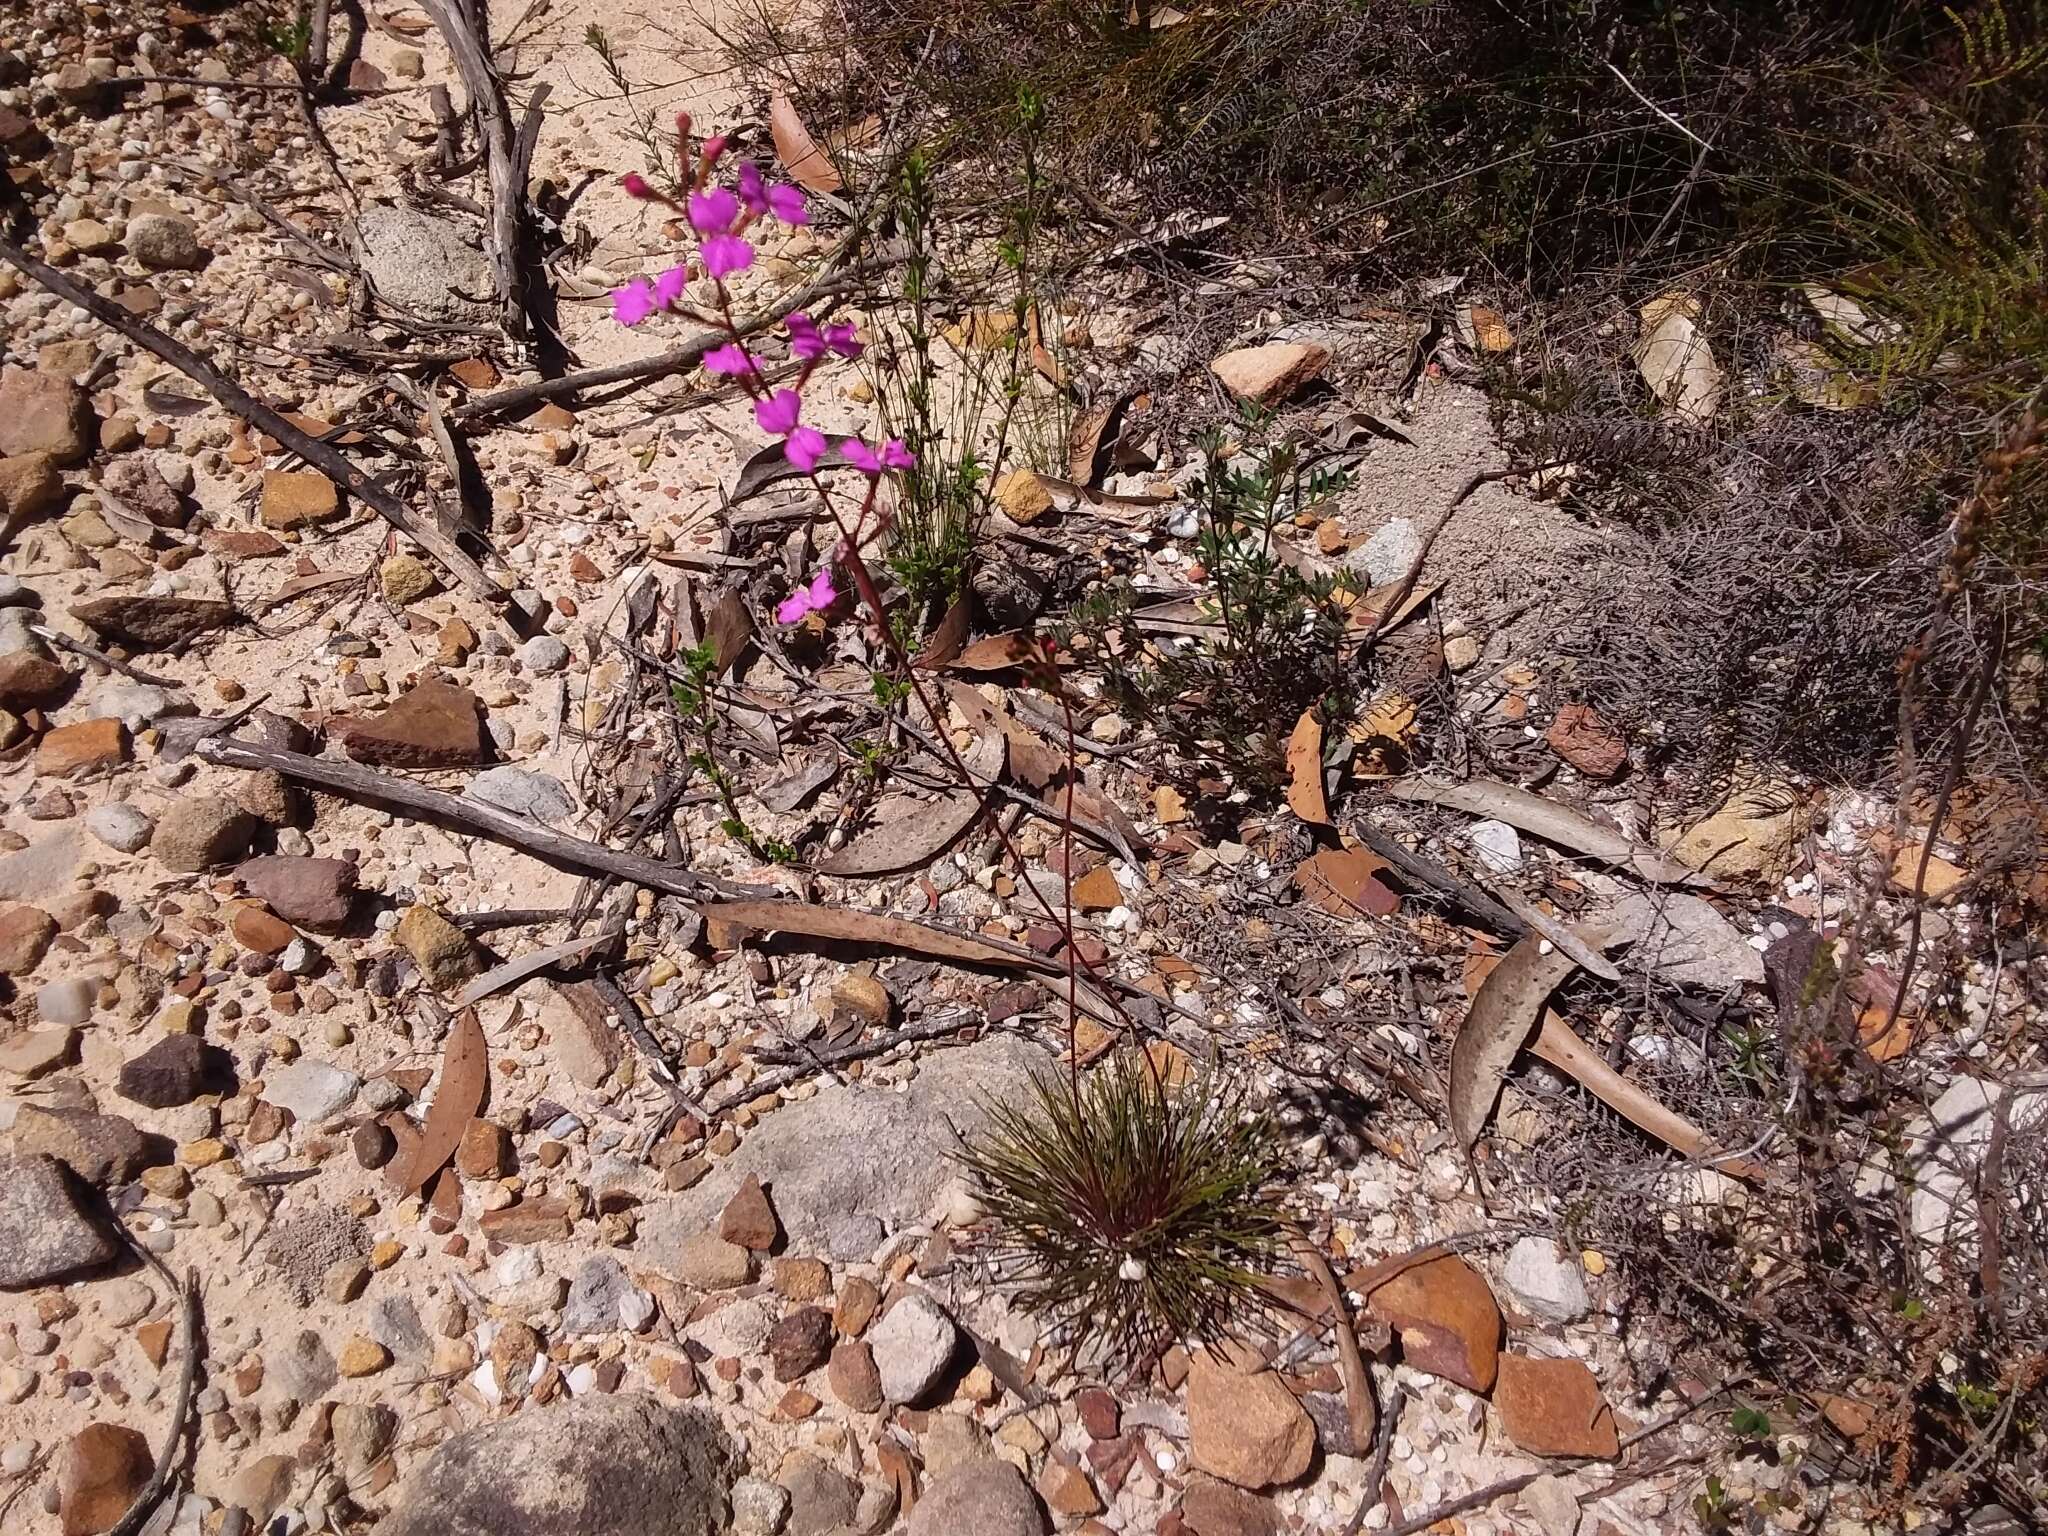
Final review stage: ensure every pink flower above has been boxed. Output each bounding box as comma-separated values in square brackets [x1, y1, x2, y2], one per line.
[703, 342, 758, 377]
[840, 438, 915, 476]
[767, 183, 808, 225]
[701, 134, 728, 164]
[737, 161, 771, 214]
[785, 425, 828, 474]
[611, 278, 657, 327]
[824, 321, 862, 358]
[621, 172, 655, 200]
[786, 312, 825, 361]
[653, 265, 688, 309]
[700, 233, 753, 279]
[776, 567, 836, 625]
[755, 388, 802, 435]
[688, 186, 738, 235]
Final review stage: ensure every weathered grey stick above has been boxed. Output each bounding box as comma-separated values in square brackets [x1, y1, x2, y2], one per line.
[196, 735, 728, 899]
[450, 245, 908, 420]
[420, 0, 530, 349]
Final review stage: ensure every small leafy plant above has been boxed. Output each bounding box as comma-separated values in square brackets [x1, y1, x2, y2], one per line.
[1076, 422, 1358, 787]
[671, 640, 794, 865]
[865, 89, 1053, 625]
[958, 1048, 1288, 1372]
[263, 6, 313, 64]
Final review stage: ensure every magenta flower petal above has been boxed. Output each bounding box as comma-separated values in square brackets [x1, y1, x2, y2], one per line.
[736, 160, 769, 215]
[755, 388, 802, 435]
[702, 134, 728, 163]
[703, 342, 758, 377]
[785, 426, 828, 474]
[785, 312, 825, 361]
[700, 233, 754, 278]
[824, 321, 863, 359]
[652, 264, 689, 309]
[880, 439, 916, 470]
[611, 279, 657, 327]
[775, 567, 836, 624]
[621, 172, 654, 200]
[766, 182, 809, 226]
[843, 439, 881, 474]
[687, 186, 739, 235]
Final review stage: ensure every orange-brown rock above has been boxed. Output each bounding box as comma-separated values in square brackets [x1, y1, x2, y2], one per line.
[1365, 1253, 1503, 1392]
[1493, 1352, 1621, 1459]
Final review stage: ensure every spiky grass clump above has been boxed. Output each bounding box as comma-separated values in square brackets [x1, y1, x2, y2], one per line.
[960, 1049, 1287, 1371]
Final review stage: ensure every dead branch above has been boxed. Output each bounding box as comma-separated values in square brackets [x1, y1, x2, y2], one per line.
[29, 624, 184, 689]
[704, 1011, 980, 1115]
[1348, 823, 1530, 939]
[587, 971, 715, 1123]
[0, 233, 508, 605]
[173, 160, 357, 275]
[105, 1225, 202, 1536]
[196, 734, 731, 898]
[420, 0, 532, 350]
[447, 905, 575, 932]
[194, 736, 1164, 1007]
[451, 244, 908, 421]
[307, 0, 334, 87]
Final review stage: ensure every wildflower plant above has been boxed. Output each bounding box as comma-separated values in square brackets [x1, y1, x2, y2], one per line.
[609, 114, 899, 636]
[1073, 420, 1359, 787]
[864, 89, 1053, 621]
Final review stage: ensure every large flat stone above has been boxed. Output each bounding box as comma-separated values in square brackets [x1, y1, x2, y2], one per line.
[638, 1034, 1049, 1262]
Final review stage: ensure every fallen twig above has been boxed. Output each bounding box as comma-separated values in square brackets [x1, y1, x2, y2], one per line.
[0, 233, 507, 604]
[420, 0, 532, 349]
[30, 625, 184, 689]
[447, 905, 576, 932]
[1344, 1376, 1405, 1536]
[704, 1011, 979, 1115]
[1349, 823, 1528, 938]
[196, 734, 731, 897]
[450, 245, 908, 420]
[590, 971, 716, 1123]
[105, 1226, 203, 1536]
[1361, 467, 1532, 646]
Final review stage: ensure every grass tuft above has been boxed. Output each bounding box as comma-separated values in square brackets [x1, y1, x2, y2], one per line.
[959, 1049, 1288, 1372]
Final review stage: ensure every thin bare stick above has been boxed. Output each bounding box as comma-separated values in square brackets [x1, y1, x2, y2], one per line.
[30, 625, 184, 689]
[306, 0, 334, 86]
[420, 0, 531, 348]
[1360, 466, 1556, 648]
[104, 1230, 202, 1536]
[194, 735, 1165, 1006]
[196, 734, 728, 898]
[449, 247, 906, 420]
[1883, 609, 2006, 1036]
[704, 1011, 977, 1115]
[0, 233, 507, 604]
[1603, 59, 1712, 149]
